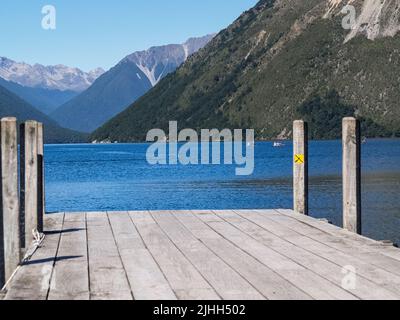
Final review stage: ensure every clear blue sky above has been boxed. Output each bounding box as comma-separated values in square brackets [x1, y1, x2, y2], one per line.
[0, 0, 258, 71]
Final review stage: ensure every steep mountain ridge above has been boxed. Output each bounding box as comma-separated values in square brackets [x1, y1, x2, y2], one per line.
[0, 77, 77, 114]
[51, 35, 215, 133]
[0, 84, 86, 143]
[91, 0, 400, 142]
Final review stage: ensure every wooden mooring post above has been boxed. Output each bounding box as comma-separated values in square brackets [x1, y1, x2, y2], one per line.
[293, 120, 308, 215]
[0, 118, 20, 289]
[342, 117, 361, 234]
[20, 121, 39, 249]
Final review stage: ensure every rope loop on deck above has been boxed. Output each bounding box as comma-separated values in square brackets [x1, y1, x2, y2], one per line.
[23, 229, 46, 262]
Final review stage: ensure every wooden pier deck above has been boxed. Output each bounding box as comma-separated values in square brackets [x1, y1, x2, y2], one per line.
[3, 210, 400, 300]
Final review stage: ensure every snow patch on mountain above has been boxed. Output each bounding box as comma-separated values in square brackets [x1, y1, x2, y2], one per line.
[136, 62, 165, 87]
[182, 43, 190, 60]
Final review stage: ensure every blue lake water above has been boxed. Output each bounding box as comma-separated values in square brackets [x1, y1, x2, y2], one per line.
[45, 140, 400, 244]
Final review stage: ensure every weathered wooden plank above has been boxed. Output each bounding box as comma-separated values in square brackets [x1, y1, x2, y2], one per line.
[86, 212, 132, 300]
[4, 213, 64, 300]
[48, 213, 89, 300]
[19, 121, 38, 249]
[236, 210, 400, 299]
[174, 211, 313, 300]
[285, 234, 400, 298]
[107, 212, 176, 300]
[276, 209, 400, 261]
[1, 118, 20, 287]
[129, 211, 220, 300]
[263, 210, 400, 277]
[152, 211, 264, 300]
[230, 210, 400, 299]
[204, 211, 357, 300]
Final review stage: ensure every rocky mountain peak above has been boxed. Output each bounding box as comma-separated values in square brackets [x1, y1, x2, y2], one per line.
[0, 58, 104, 92]
[123, 34, 215, 86]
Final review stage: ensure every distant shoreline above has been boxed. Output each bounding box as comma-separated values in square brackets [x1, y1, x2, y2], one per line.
[46, 137, 400, 146]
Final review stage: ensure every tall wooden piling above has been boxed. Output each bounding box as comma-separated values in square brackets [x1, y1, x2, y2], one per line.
[20, 121, 39, 249]
[293, 120, 308, 215]
[37, 123, 45, 233]
[342, 117, 361, 234]
[0, 118, 20, 288]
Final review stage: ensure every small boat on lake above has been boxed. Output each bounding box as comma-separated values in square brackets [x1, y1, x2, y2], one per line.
[273, 141, 285, 147]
